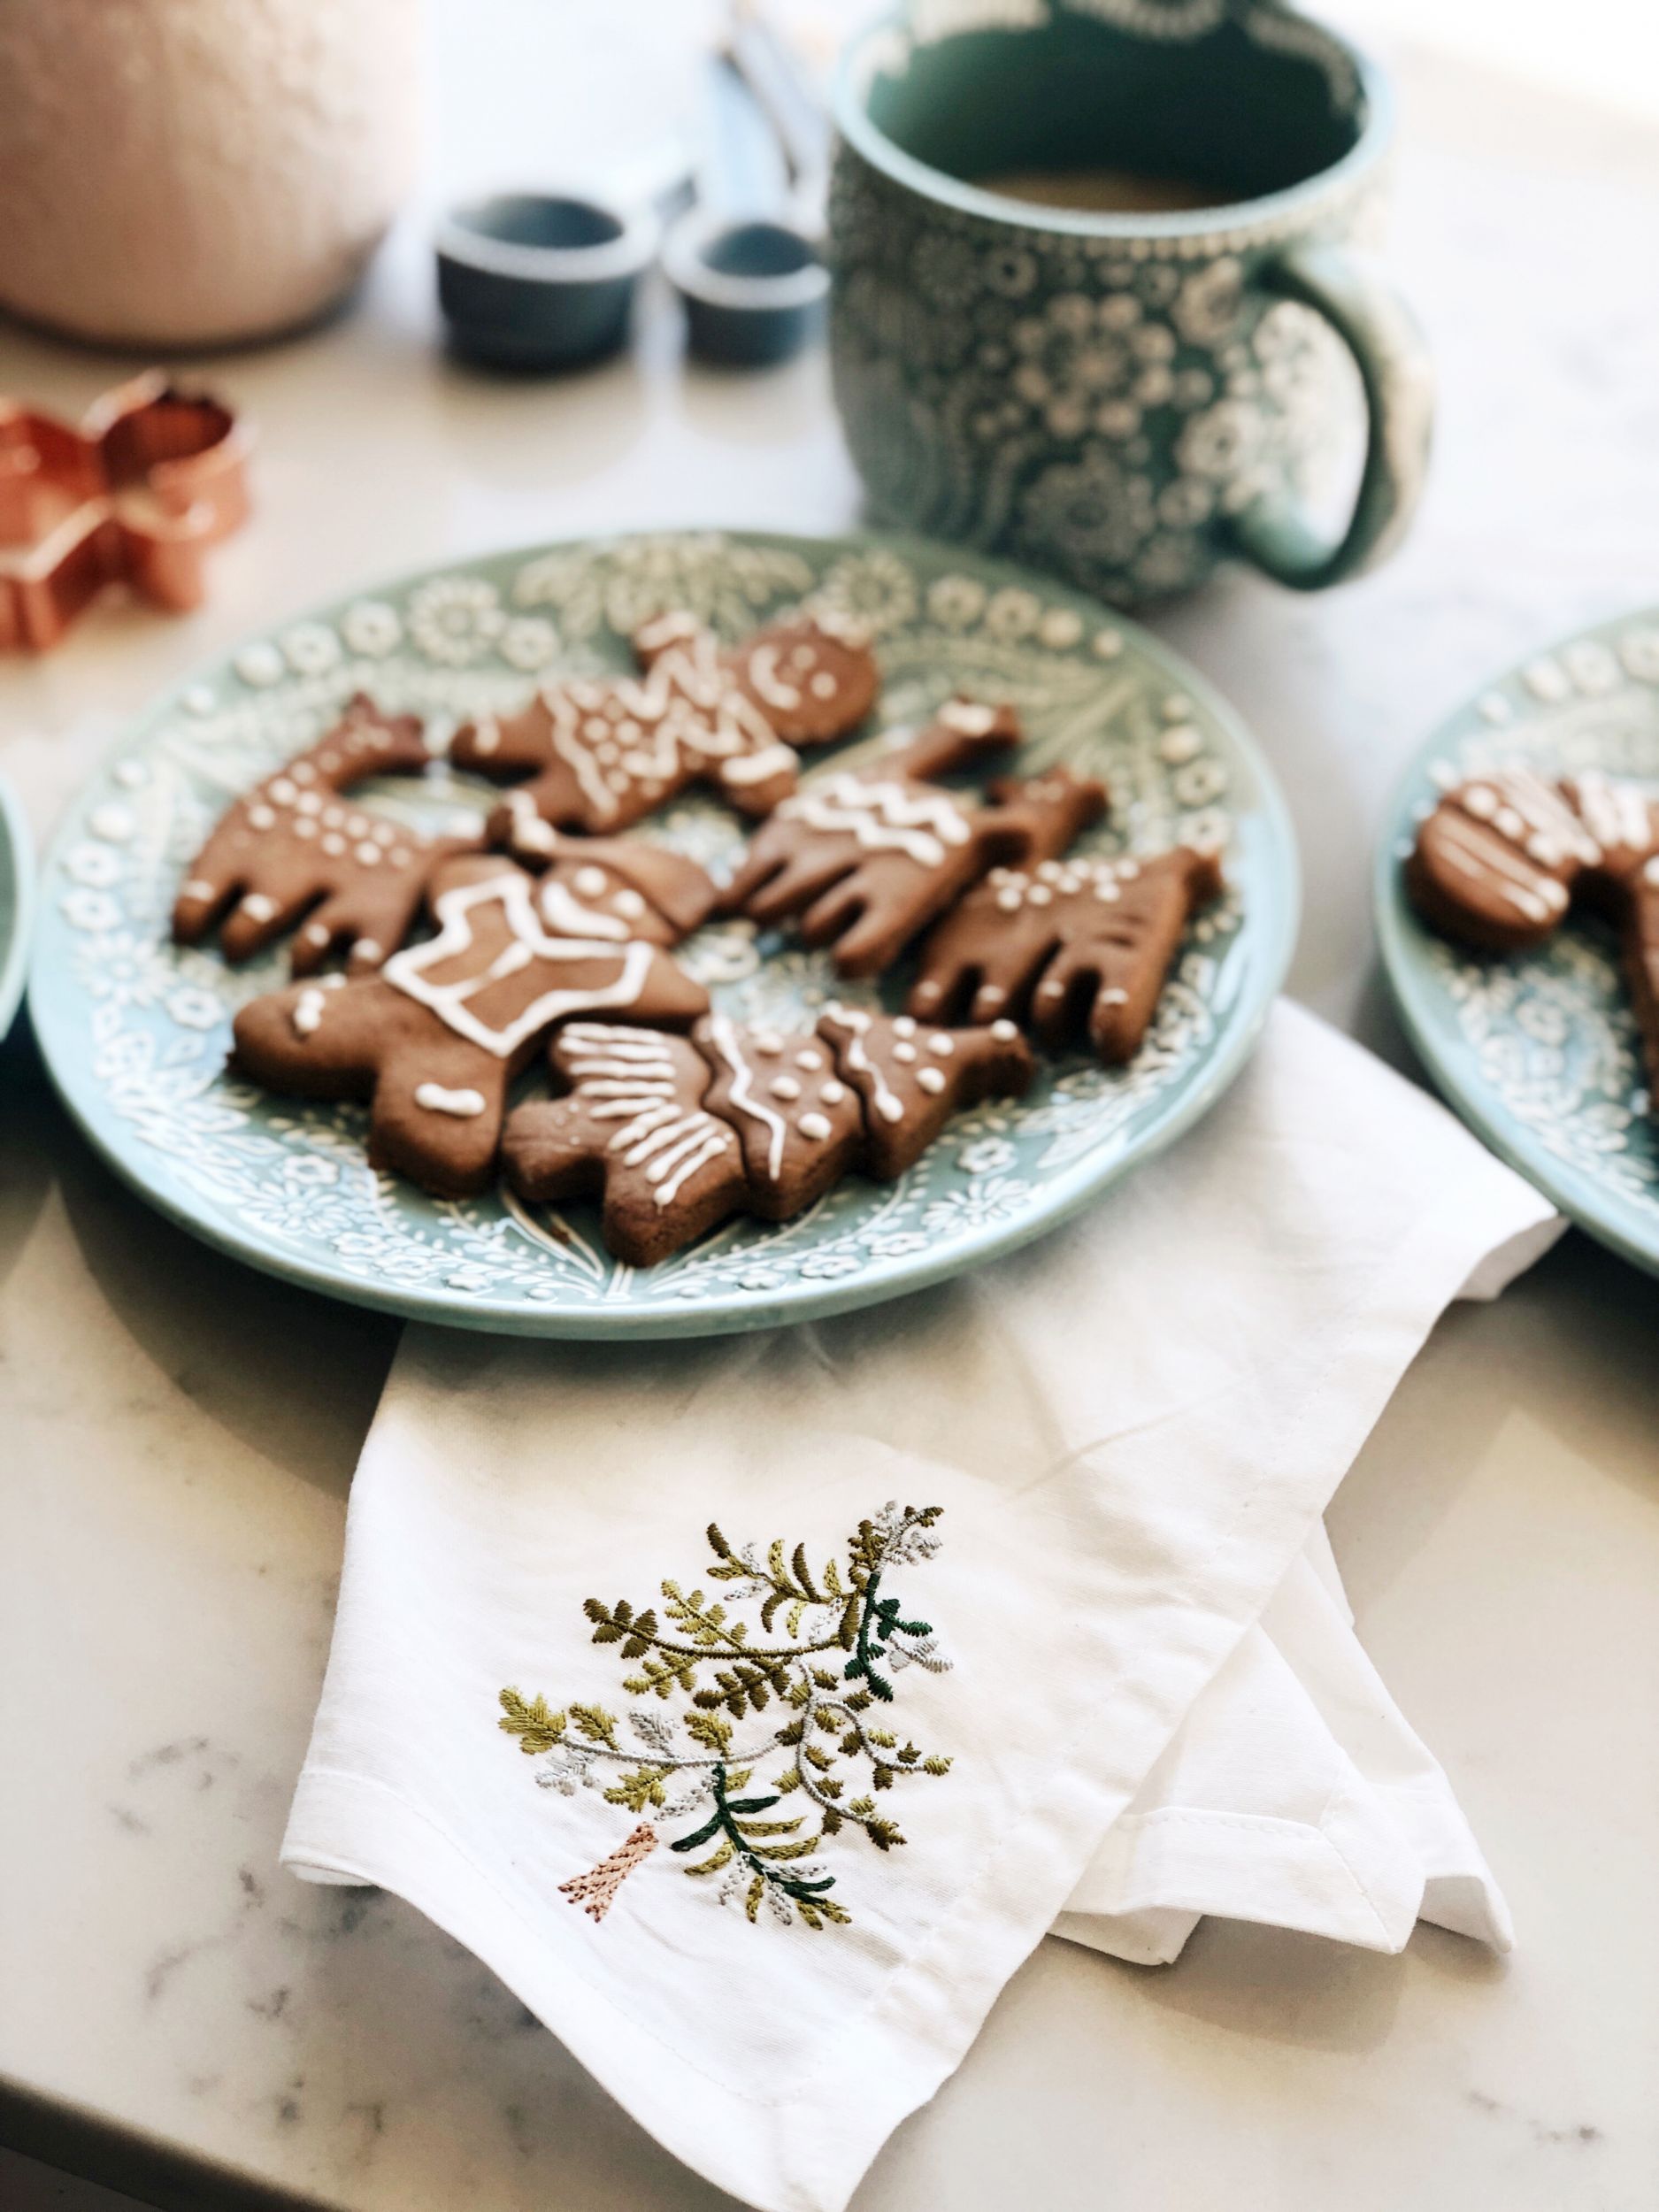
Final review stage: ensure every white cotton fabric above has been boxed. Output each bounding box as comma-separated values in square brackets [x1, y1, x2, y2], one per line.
[282, 1000, 1559, 2212]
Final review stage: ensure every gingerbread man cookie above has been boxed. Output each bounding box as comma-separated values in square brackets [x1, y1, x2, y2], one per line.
[449, 611, 879, 837]
[720, 702, 1107, 979]
[173, 695, 469, 974]
[1405, 768, 1603, 953]
[503, 1007, 1033, 1262]
[231, 856, 708, 1196]
[910, 844, 1223, 1064]
[502, 1024, 748, 1265]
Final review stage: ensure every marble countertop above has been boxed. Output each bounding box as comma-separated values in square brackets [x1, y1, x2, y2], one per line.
[2, 12, 1657, 2209]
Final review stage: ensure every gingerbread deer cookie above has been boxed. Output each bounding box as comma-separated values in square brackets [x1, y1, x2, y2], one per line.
[173, 695, 472, 975]
[231, 856, 708, 1197]
[503, 1008, 1033, 1263]
[910, 843, 1224, 1064]
[720, 701, 1108, 978]
[449, 611, 879, 838]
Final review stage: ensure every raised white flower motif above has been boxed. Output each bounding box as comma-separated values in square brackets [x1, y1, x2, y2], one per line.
[65, 841, 122, 888]
[1522, 657, 1571, 704]
[913, 230, 981, 311]
[282, 622, 342, 677]
[868, 1231, 929, 1258]
[234, 641, 285, 688]
[1159, 476, 1216, 526]
[499, 614, 560, 672]
[817, 548, 918, 637]
[1173, 756, 1228, 806]
[407, 575, 506, 666]
[342, 600, 403, 657]
[1010, 296, 1136, 439]
[926, 574, 987, 631]
[957, 1136, 1016, 1175]
[1563, 639, 1621, 696]
[1176, 397, 1265, 481]
[1037, 606, 1084, 649]
[1016, 448, 1156, 568]
[799, 1250, 863, 1280]
[1618, 626, 1659, 683]
[983, 244, 1038, 298]
[61, 888, 121, 932]
[166, 987, 223, 1031]
[283, 1155, 340, 1186]
[1173, 257, 1244, 345]
[983, 586, 1043, 640]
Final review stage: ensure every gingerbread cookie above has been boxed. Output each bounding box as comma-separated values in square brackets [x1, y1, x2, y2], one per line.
[490, 807, 718, 942]
[231, 856, 708, 1196]
[1405, 768, 1601, 953]
[910, 844, 1223, 1064]
[817, 1004, 1033, 1177]
[502, 1024, 748, 1265]
[449, 611, 878, 837]
[503, 1006, 1034, 1262]
[721, 703, 1107, 978]
[694, 1012, 865, 1218]
[1562, 771, 1659, 909]
[173, 695, 469, 974]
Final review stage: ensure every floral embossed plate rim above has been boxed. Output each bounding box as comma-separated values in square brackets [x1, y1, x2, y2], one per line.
[1376, 605, 1659, 1279]
[0, 771, 33, 1045]
[29, 527, 1296, 1338]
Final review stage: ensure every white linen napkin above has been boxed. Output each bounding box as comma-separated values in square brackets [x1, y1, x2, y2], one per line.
[281, 1000, 1558, 2212]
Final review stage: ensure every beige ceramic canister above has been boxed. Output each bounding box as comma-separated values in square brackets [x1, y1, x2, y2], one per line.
[0, 0, 422, 349]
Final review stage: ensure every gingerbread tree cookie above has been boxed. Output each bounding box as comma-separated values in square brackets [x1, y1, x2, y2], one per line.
[449, 611, 879, 837]
[910, 845, 1224, 1065]
[173, 694, 472, 975]
[503, 1008, 1033, 1263]
[720, 703, 1106, 979]
[231, 857, 708, 1197]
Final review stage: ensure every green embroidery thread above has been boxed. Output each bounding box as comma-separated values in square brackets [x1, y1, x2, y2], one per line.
[499, 1502, 953, 1931]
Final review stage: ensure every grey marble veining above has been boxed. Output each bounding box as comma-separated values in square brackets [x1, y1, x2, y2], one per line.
[2, 10, 1658, 2210]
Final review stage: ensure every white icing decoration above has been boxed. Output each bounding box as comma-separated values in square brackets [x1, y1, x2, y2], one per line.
[382, 873, 656, 1057]
[928, 1033, 955, 1055]
[780, 773, 971, 871]
[823, 1004, 904, 1125]
[292, 986, 327, 1036]
[240, 893, 279, 923]
[706, 1011, 788, 1182]
[990, 1018, 1018, 1041]
[414, 1082, 488, 1118]
[182, 878, 216, 902]
[798, 1112, 832, 1140]
[770, 1075, 802, 1101]
[819, 1079, 846, 1105]
[917, 1067, 946, 1094]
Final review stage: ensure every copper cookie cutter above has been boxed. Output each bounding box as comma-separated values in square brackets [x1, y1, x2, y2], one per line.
[0, 372, 251, 650]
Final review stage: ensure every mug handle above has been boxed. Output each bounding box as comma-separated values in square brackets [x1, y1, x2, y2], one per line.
[1227, 242, 1435, 592]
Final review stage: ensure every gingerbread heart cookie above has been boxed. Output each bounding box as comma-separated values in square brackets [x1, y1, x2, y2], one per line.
[231, 856, 709, 1196]
[910, 843, 1223, 1064]
[449, 611, 879, 837]
[173, 695, 472, 975]
[721, 703, 1106, 979]
[1405, 768, 1601, 953]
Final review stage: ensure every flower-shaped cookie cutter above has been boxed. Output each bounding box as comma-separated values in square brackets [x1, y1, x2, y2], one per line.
[0, 372, 250, 650]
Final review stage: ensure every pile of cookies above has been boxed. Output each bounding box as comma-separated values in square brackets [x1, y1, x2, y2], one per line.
[174, 607, 1227, 1263]
[1408, 764, 1659, 1102]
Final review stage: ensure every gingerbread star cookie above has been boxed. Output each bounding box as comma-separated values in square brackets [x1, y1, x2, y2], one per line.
[503, 1008, 1033, 1263]
[173, 695, 472, 975]
[449, 611, 879, 837]
[720, 702, 1107, 978]
[910, 843, 1224, 1064]
[230, 856, 709, 1197]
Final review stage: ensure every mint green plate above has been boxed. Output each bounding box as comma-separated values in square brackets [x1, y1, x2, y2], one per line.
[1378, 607, 1659, 1279]
[29, 529, 1295, 1337]
[0, 771, 33, 1043]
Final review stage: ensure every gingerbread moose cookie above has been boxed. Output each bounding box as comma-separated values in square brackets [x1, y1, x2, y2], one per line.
[503, 1007, 1033, 1264]
[231, 855, 709, 1197]
[720, 700, 1108, 978]
[910, 843, 1224, 1064]
[173, 695, 472, 975]
[449, 611, 879, 839]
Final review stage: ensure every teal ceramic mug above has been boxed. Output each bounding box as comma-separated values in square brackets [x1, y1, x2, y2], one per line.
[828, 0, 1432, 605]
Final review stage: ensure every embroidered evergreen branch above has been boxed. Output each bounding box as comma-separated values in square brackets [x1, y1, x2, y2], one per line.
[497, 1502, 952, 1932]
